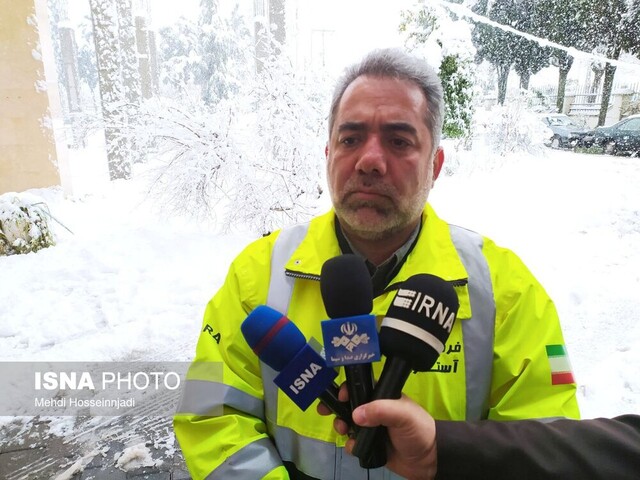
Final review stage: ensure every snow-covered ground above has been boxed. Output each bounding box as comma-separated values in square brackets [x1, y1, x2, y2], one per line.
[1, 144, 639, 425]
[432, 148, 640, 419]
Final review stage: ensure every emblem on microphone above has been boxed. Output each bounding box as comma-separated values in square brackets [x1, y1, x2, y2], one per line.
[332, 322, 370, 352]
[393, 288, 456, 332]
[393, 288, 417, 308]
[341, 322, 357, 336]
[321, 315, 381, 366]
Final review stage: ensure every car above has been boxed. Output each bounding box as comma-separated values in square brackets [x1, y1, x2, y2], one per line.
[540, 113, 590, 149]
[581, 114, 640, 156]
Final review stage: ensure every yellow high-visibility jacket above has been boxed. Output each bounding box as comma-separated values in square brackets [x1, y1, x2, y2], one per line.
[174, 206, 580, 480]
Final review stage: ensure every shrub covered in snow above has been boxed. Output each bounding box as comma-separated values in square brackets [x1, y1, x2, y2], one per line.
[0, 194, 56, 256]
[136, 48, 327, 234]
[135, 97, 243, 221]
[481, 93, 550, 156]
[221, 53, 326, 234]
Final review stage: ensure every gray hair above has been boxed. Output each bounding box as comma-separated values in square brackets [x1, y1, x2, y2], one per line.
[328, 48, 444, 154]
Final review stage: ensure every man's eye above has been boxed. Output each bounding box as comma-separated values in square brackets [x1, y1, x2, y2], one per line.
[391, 138, 410, 148]
[341, 137, 358, 146]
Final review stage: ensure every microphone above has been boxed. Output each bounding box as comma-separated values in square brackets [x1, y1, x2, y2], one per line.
[319, 254, 385, 468]
[352, 273, 460, 464]
[241, 305, 353, 425]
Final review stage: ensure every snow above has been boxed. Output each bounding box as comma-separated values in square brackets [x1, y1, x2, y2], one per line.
[1, 113, 639, 480]
[1, 141, 639, 423]
[0, 176, 248, 363]
[115, 442, 162, 471]
[436, 0, 640, 73]
[433, 146, 640, 418]
[2, 2, 639, 474]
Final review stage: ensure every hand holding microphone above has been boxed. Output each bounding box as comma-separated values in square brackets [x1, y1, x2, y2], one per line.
[321, 389, 438, 480]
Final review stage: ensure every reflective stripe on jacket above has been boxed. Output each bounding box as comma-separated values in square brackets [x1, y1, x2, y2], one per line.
[174, 205, 580, 479]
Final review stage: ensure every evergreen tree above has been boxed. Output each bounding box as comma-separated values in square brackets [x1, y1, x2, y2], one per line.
[622, 0, 640, 58]
[577, 0, 627, 126]
[157, 1, 250, 105]
[76, 20, 99, 95]
[511, 0, 550, 91]
[400, 3, 475, 141]
[536, 0, 585, 112]
[471, 0, 518, 105]
[439, 54, 474, 139]
[471, 0, 552, 103]
[198, 0, 250, 104]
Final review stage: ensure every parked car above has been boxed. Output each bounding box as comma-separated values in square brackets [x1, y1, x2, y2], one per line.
[580, 114, 640, 156]
[540, 113, 590, 149]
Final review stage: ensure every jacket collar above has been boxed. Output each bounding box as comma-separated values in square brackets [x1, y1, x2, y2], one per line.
[284, 205, 469, 286]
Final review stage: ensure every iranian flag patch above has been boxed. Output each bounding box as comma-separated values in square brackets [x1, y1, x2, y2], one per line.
[546, 344, 575, 385]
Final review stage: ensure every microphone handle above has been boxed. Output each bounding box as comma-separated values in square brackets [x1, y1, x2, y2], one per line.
[320, 382, 354, 429]
[352, 357, 412, 463]
[345, 363, 387, 468]
[345, 363, 374, 413]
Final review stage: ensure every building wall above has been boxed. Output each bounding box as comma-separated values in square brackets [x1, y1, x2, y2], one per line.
[0, 0, 71, 195]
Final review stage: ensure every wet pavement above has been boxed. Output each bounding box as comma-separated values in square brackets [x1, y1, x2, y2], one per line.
[0, 416, 190, 480]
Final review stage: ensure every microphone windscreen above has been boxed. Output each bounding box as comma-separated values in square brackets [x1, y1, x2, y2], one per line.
[380, 274, 459, 371]
[320, 254, 373, 318]
[241, 305, 306, 371]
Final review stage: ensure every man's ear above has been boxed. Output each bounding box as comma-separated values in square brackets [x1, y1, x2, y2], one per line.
[432, 147, 445, 182]
[325, 143, 329, 159]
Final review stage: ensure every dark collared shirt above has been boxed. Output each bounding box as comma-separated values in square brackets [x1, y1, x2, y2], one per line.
[335, 218, 421, 296]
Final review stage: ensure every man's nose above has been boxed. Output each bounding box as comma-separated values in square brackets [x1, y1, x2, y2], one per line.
[355, 135, 387, 175]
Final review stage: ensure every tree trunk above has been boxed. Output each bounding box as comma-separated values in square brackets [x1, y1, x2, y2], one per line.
[254, 0, 268, 73]
[270, 0, 286, 48]
[598, 62, 617, 126]
[519, 73, 530, 90]
[497, 64, 510, 105]
[589, 68, 604, 104]
[115, 0, 142, 164]
[115, 0, 140, 106]
[556, 55, 573, 113]
[90, 0, 130, 180]
[135, 16, 153, 99]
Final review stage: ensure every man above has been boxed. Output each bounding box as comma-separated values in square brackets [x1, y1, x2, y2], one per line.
[321, 394, 640, 480]
[174, 48, 580, 479]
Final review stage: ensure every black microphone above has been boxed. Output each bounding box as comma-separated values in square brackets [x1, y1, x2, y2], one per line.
[352, 273, 460, 464]
[241, 305, 353, 426]
[320, 254, 386, 468]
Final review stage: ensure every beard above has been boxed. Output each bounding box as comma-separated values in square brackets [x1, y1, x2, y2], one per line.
[332, 177, 427, 241]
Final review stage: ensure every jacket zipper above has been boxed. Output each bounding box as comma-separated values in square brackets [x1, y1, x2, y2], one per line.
[285, 269, 467, 289]
[285, 270, 321, 282]
[383, 277, 468, 295]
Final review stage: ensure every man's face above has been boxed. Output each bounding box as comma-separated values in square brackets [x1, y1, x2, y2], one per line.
[326, 75, 444, 241]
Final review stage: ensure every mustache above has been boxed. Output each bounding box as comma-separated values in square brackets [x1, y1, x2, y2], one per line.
[341, 177, 397, 199]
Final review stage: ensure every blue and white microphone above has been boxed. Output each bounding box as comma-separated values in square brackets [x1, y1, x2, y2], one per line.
[241, 305, 352, 424]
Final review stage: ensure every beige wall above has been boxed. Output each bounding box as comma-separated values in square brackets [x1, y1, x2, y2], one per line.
[0, 0, 71, 195]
